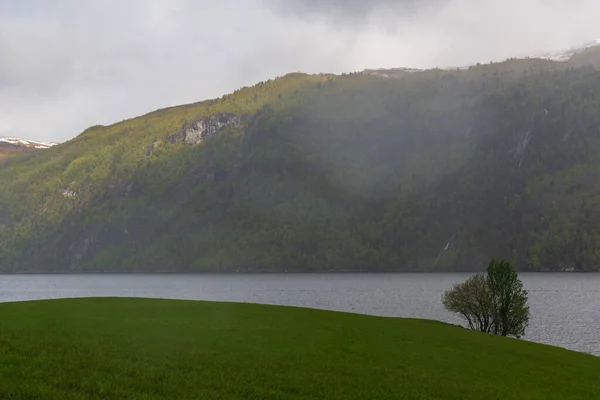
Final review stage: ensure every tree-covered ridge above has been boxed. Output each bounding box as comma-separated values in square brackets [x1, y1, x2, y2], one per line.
[2, 54, 600, 272]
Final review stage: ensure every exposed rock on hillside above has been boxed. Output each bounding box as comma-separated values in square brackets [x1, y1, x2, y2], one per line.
[170, 113, 247, 145]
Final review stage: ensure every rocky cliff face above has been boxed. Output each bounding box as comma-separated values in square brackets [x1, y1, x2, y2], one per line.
[170, 113, 246, 145]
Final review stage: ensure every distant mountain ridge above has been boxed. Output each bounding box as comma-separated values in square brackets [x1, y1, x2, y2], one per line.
[0, 137, 57, 159]
[360, 40, 600, 77]
[535, 39, 600, 61]
[4, 41, 600, 272]
[0, 137, 57, 149]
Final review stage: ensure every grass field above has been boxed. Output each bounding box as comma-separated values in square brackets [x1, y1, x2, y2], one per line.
[0, 298, 598, 399]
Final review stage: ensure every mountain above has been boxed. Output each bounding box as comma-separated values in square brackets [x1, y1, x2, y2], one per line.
[0, 137, 57, 149]
[536, 39, 600, 62]
[2, 45, 600, 273]
[0, 137, 57, 159]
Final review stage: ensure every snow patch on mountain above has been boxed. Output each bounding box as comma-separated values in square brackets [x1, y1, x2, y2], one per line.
[534, 39, 600, 62]
[362, 39, 600, 80]
[0, 137, 57, 149]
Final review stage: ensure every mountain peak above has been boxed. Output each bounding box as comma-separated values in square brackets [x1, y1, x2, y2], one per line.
[0, 137, 57, 149]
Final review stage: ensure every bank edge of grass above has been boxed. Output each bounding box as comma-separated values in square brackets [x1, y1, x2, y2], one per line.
[0, 297, 597, 400]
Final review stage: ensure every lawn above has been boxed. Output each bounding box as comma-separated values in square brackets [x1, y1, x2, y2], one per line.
[0, 298, 598, 399]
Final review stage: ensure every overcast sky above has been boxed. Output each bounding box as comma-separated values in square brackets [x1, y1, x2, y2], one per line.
[1, 0, 600, 143]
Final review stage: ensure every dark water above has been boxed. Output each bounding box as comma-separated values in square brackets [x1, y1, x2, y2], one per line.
[0, 273, 598, 356]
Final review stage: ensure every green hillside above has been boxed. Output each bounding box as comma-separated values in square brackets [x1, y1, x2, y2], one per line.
[0, 298, 598, 399]
[3, 51, 600, 271]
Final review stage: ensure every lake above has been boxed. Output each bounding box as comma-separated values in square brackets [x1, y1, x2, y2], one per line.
[0, 272, 597, 356]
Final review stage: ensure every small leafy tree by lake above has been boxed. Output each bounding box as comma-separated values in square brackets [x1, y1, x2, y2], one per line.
[442, 273, 494, 333]
[487, 259, 530, 338]
[443, 259, 530, 338]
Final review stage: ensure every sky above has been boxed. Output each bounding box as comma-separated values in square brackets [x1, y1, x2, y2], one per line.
[1, 0, 600, 143]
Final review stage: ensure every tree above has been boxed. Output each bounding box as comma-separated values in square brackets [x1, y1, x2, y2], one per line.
[443, 259, 530, 338]
[442, 274, 494, 333]
[486, 259, 530, 338]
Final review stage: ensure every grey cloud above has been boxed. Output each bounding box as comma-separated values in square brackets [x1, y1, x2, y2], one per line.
[266, 0, 443, 29]
[0, 0, 349, 142]
[270, 0, 421, 16]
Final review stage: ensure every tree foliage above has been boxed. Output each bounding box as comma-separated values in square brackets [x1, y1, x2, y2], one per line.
[443, 259, 529, 338]
[487, 259, 530, 338]
[442, 274, 494, 333]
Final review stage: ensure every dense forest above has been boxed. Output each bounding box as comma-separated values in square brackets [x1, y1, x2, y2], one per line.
[3, 47, 600, 272]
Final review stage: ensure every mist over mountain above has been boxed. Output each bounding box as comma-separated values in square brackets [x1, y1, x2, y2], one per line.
[1, 42, 600, 272]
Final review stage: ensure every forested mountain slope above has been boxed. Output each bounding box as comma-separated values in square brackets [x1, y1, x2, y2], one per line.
[2, 50, 600, 272]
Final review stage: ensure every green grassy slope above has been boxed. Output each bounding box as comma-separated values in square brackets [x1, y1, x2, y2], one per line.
[4, 54, 600, 271]
[0, 298, 597, 399]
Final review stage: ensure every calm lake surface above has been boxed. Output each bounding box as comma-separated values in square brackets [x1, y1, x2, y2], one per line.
[0, 273, 598, 356]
